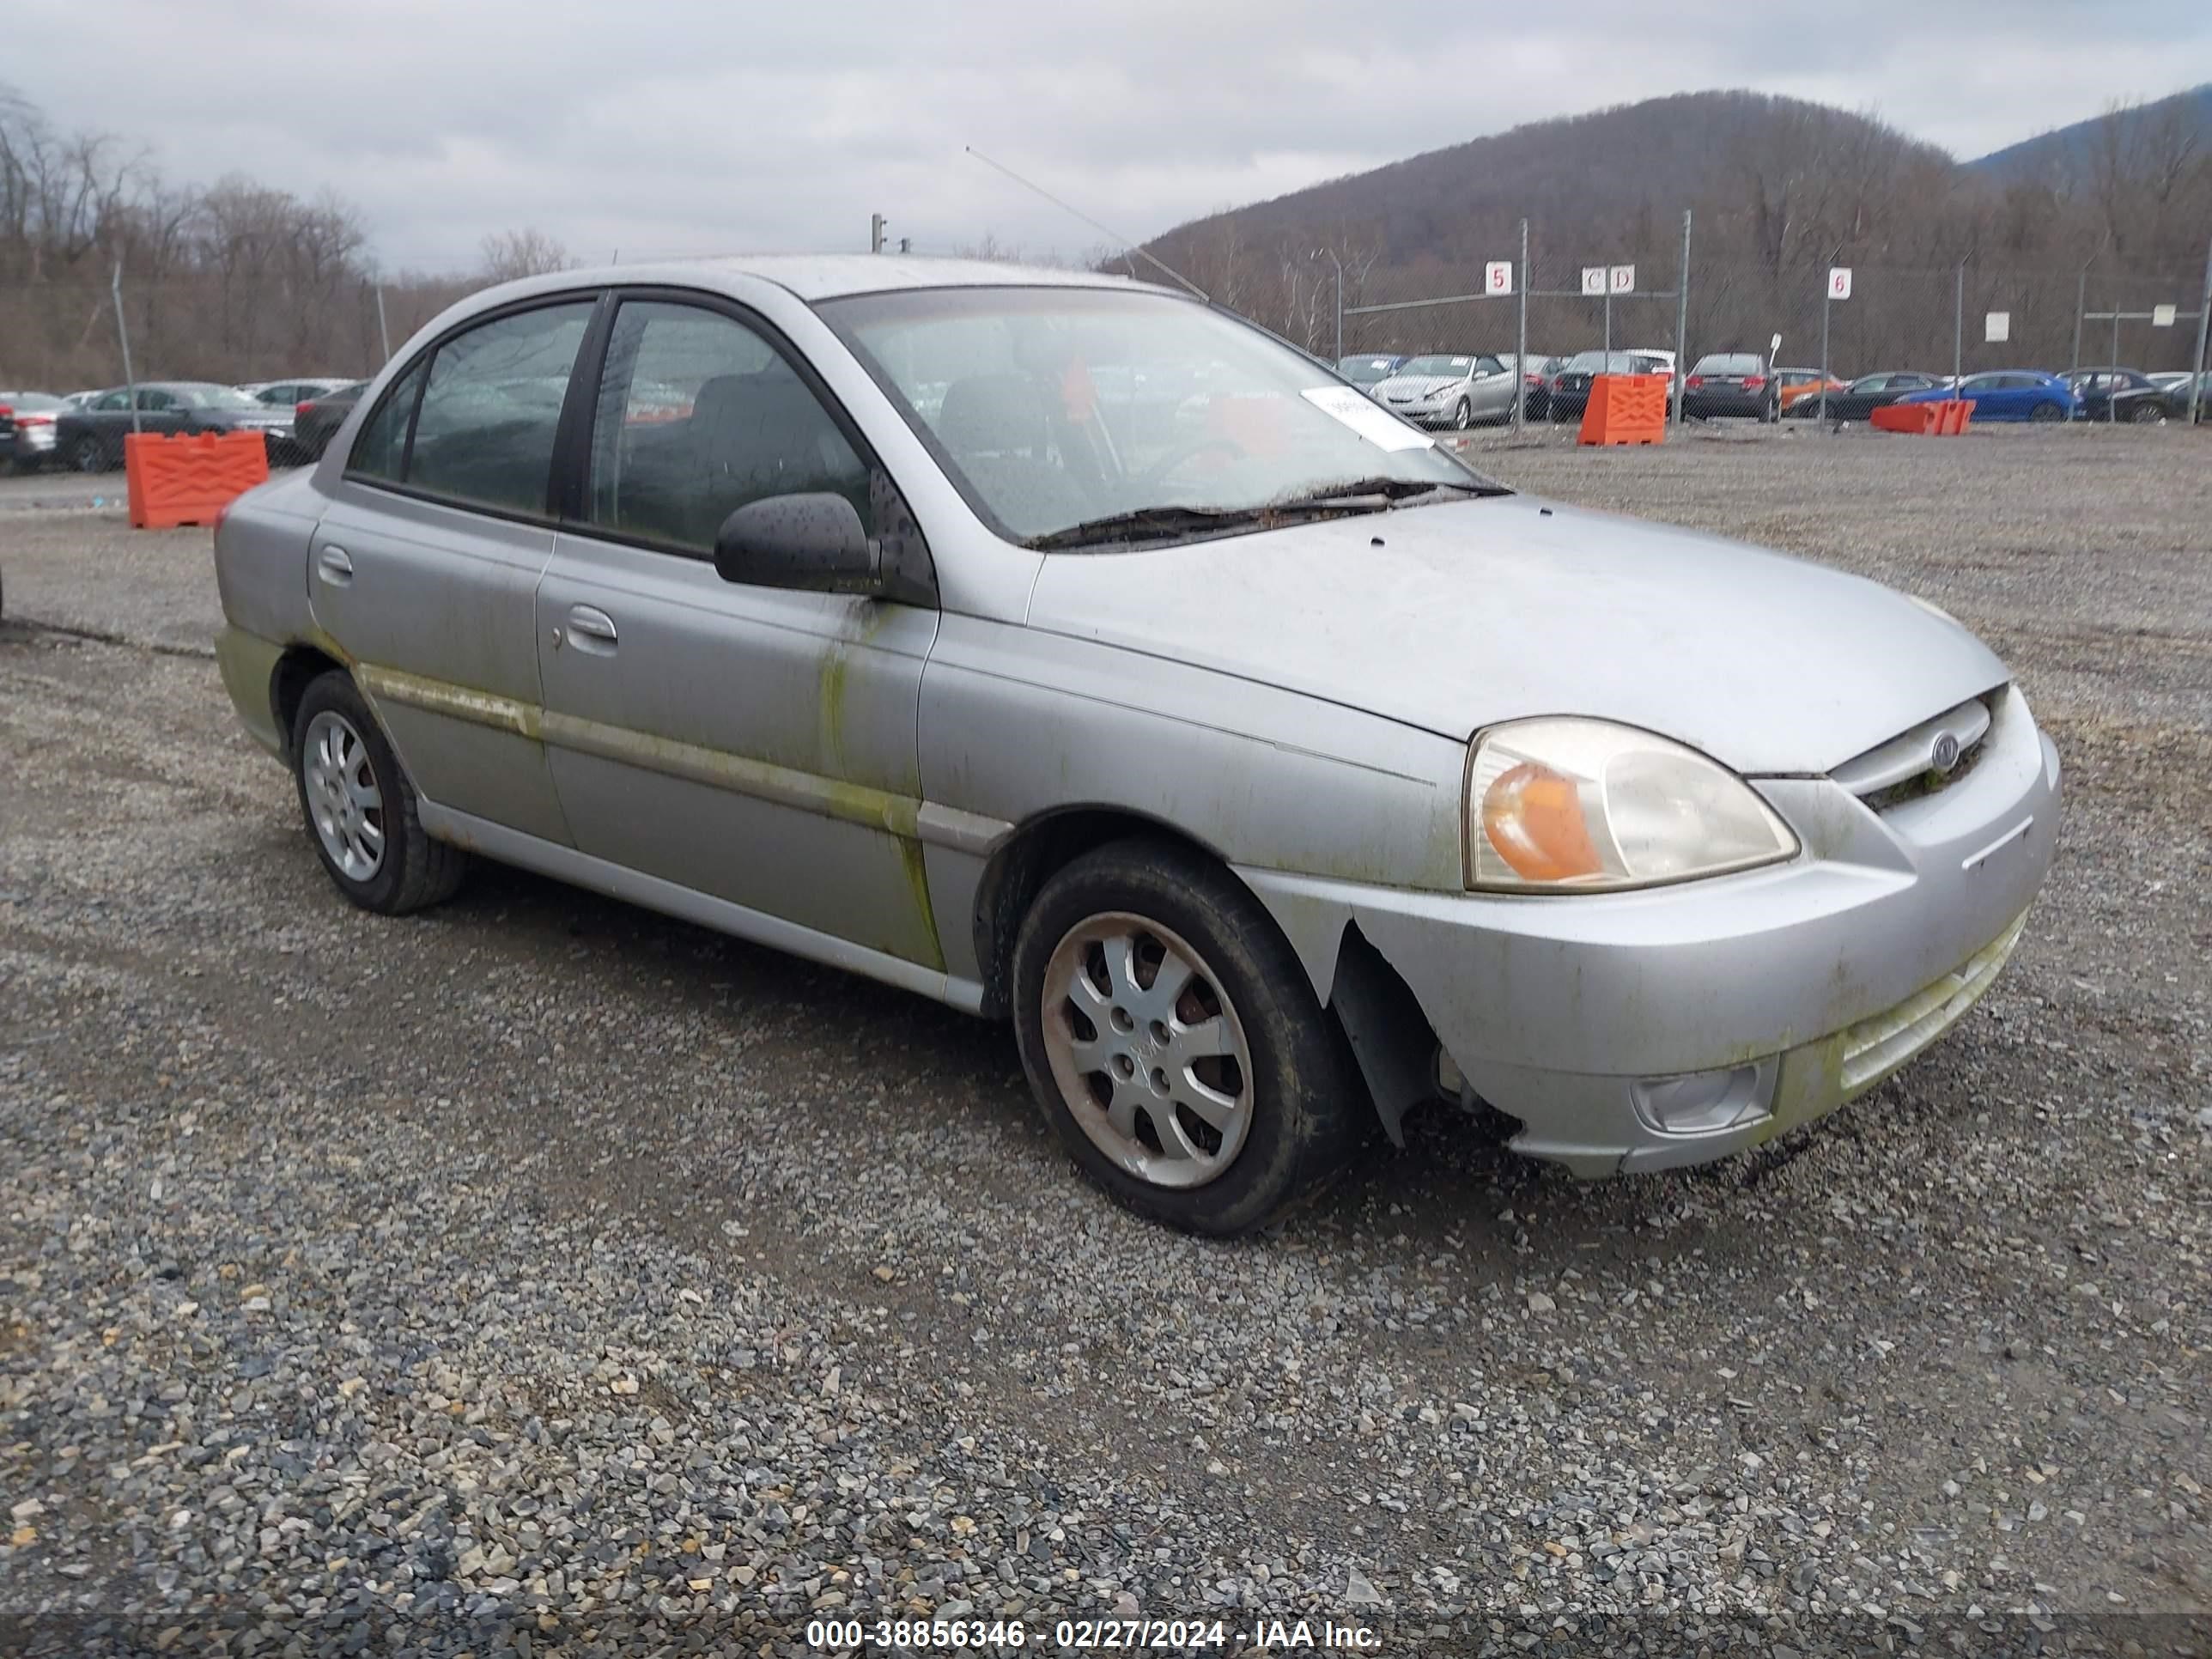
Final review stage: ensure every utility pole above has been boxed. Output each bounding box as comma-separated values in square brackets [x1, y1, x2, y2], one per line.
[1673, 209, 1692, 428]
[1310, 247, 1343, 363]
[374, 283, 391, 364]
[1954, 262, 1965, 386]
[870, 213, 887, 254]
[111, 261, 140, 434]
[2071, 252, 2095, 374]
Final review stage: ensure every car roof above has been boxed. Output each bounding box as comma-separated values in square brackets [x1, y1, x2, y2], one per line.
[560, 253, 1151, 302]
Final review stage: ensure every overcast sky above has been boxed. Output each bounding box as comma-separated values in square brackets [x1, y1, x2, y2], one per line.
[12, 1, 2212, 272]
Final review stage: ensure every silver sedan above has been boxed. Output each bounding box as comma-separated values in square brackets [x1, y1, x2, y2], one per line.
[213, 258, 2059, 1235]
[1369, 352, 1517, 428]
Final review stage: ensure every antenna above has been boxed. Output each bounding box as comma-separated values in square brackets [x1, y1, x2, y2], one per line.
[963, 146, 1209, 303]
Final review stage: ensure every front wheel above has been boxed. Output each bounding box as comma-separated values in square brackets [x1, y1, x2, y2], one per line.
[291, 672, 466, 915]
[1012, 841, 1366, 1235]
[2130, 402, 2163, 424]
[2028, 400, 2063, 422]
[70, 434, 106, 472]
[1451, 398, 1473, 431]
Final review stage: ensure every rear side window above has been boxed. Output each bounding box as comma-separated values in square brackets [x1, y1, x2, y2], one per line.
[584, 299, 876, 556]
[349, 360, 426, 483]
[405, 302, 594, 515]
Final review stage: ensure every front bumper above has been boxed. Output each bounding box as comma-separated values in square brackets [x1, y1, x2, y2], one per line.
[1243, 685, 2060, 1176]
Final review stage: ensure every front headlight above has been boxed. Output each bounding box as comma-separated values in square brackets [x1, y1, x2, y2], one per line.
[1468, 718, 1799, 892]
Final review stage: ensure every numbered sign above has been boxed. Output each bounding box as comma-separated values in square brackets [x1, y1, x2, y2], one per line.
[2154, 303, 2178, 328]
[1580, 266, 1607, 296]
[1608, 264, 1636, 294]
[1486, 260, 1514, 296]
[1984, 311, 2010, 343]
[1827, 267, 1853, 301]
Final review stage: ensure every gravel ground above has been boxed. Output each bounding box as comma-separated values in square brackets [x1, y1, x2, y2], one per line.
[2, 429, 2208, 1656]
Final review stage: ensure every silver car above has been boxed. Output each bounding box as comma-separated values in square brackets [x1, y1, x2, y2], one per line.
[213, 258, 2060, 1236]
[1369, 352, 1516, 428]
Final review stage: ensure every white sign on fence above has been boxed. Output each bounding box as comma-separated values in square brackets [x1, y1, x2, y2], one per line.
[1984, 311, 2010, 343]
[1486, 260, 1514, 295]
[1827, 267, 1853, 301]
[1581, 266, 1607, 296]
[2154, 302, 2178, 328]
[1609, 264, 1636, 294]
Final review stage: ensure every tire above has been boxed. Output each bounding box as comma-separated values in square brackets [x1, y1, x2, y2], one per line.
[1012, 839, 1367, 1236]
[290, 671, 466, 915]
[1451, 398, 1472, 431]
[70, 434, 106, 472]
[2028, 400, 2063, 422]
[2130, 402, 2163, 424]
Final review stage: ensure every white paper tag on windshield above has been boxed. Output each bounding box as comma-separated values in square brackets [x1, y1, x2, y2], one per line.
[1301, 386, 1436, 452]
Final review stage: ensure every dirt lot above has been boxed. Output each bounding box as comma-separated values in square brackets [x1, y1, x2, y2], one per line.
[2, 428, 2208, 1656]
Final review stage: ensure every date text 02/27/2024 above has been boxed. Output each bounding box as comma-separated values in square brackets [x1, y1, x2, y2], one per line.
[804, 1616, 1385, 1650]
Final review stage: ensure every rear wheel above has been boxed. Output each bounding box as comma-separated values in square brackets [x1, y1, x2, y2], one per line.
[2130, 402, 2163, 424]
[2028, 400, 2063, 422]
[290, 672, 466, 915]
[1012, 840, 1366, 1235]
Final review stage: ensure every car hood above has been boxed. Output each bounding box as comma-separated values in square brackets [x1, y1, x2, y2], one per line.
[1372, 375, 1462, 399]
[1022, 495, 2009, 775]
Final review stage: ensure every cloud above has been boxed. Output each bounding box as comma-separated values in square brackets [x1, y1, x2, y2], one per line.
[10, 0, 2210, 270]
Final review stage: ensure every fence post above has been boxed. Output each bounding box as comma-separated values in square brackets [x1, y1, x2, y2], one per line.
[1674, 208, 1691, 428]
[374, 283, 391, 364]
[1817, 276, 1832, 423]
[2071, 257, 2090, 375]
[1953, 262, 1964, 386]
[111, 261, 141, 435]
[2190, 232, 2212, 429]
[1514, 217, 1528, 437]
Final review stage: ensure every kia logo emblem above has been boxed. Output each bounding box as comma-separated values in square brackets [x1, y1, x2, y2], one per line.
[1929, 733, 1962, 775]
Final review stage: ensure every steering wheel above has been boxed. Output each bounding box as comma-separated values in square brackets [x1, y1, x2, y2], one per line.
[1130, 435, 1247, 489]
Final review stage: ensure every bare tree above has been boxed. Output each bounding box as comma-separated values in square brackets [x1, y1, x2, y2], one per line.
[479, 227, 572, 283]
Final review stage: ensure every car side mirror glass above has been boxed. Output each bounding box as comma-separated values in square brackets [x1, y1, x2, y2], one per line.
[713, 493, 879, 593]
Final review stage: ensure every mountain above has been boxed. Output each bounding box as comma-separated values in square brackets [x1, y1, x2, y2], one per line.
[1969, 83, 2212, 185]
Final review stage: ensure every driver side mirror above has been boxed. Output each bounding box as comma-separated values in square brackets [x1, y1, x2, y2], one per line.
[712, 491, 934, 605]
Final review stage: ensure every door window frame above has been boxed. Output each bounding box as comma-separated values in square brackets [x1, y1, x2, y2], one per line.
[341, 289, 611, 529]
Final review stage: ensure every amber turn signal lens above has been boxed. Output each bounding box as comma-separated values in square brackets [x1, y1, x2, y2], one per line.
[1481, 761, 1603, 882]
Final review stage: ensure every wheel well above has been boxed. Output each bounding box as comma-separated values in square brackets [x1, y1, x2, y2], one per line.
[969, 808, 1223, 1018]
[270, 646, 346, 757]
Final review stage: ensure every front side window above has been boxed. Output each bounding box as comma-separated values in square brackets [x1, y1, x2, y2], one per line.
[96, 390, 131, 411]
[822, 285, 1490, 548]
[406, 301, 594, 515]
[585, 300, 875, 556]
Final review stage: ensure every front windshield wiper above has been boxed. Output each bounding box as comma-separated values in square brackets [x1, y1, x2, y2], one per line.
[1024, 477, 1498, 553]
[1279, 476, 1501, 507]
[1026, 504, 1261, 552]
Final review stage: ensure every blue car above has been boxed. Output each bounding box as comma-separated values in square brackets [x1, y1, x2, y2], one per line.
[1899, 370, 2076, 422]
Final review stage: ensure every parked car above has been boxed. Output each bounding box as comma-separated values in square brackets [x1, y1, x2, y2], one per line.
[1790, 370, 1950, 422]
[1492, 352, 1564, 418]
[1334, 354, 1404, 392]
[291, 382, 369, 459]
[53, 381, 299, 471]
[1369, 352, 1517, 428]
[1899, 371, 2075, 423]
[2106, 371, 2212, 424]
[1775, 368, 1845, 414]
[210, 257, 2060, 1236]
[59, 389, 100, 410]
[240, 377, 352, 404]
[2148, 370, 2190, 392]
[0, 391, 67, 473]
[1542, 349, 1674, 421]
[1682, 352, 1779, 421]
[2063, 367, 2160, 421]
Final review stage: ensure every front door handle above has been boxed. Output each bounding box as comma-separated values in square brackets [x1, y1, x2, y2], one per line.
[563, 605, 618, 654]
[316, 545, 353, 586]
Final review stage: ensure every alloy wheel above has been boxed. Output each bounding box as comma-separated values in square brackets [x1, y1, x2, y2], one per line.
[301, 710, 386, 881]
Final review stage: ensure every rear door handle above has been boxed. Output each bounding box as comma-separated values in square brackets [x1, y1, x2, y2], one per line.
[316, 545, 353, 586]
[562, 605, 618, 654]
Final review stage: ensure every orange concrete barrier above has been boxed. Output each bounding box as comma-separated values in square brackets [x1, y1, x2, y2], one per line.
[1869, 398, 1976, 436]
[1577, 374, 1669, 447]
[125, 431, 270, 530]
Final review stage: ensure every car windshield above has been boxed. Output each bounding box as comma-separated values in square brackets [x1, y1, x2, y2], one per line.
[1562, 350, 1641, 374]
[1335, 356, 1398, 385]
[178, 385, 264, 410]
[1396, 355, 1473, 376]
[820, 286, 1497, 548]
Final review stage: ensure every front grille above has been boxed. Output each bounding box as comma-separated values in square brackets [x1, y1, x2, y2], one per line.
[1832, 693, 1998, 813]
[1838, 909, 2026, 1098]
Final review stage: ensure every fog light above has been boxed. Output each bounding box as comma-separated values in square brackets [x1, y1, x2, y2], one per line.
[1631, 1061, 1776, 1136]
